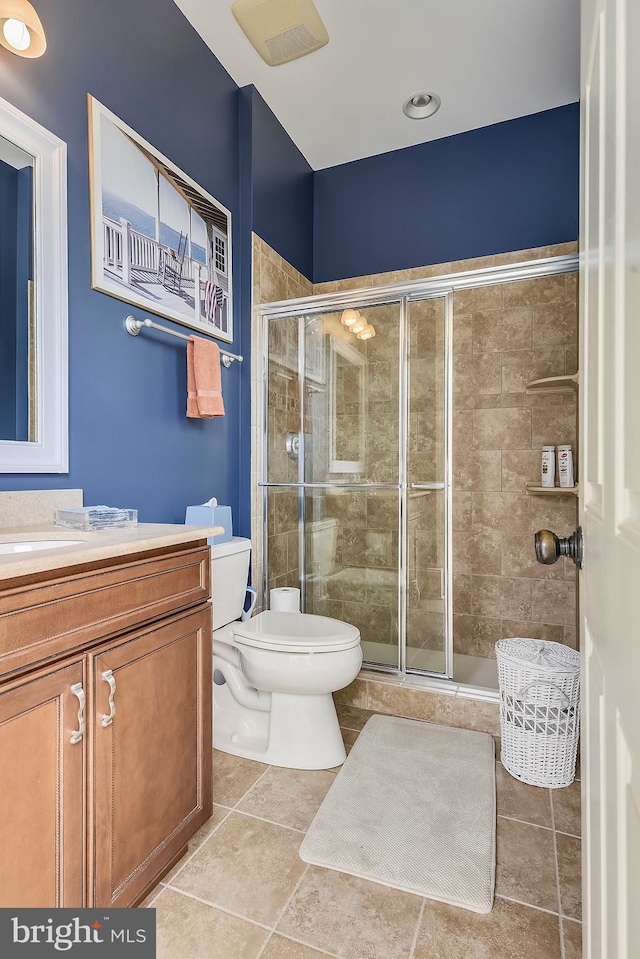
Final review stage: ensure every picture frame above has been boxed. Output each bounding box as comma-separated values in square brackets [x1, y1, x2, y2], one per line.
[88, 95, 233, 342]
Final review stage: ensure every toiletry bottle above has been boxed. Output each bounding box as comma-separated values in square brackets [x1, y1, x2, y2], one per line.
[557, 445, 574, 488]
[541, 446, 556, 487]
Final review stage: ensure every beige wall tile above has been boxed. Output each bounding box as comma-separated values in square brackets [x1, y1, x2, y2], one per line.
[562, 920, 583, 959]
[502, 449, 542, 490]
[473, 307, 533, 353]
[453, 313, 474, 353]
[453, 491, 473, 531]
[453, 528, 503, 576]
[473, 408, 532, 449]
[501, 349, 566, 394]
[531, 580, 576, 626]
[472, 491, 530, 534]
[454, 284, 503, 314]
[502, 275, 569, 308]
[471, 575, 532, 620]
[454, 353, 502, 395]
[531, 405, 576, 448]
[453, 615, 504, 658]
[533, 302, 578, 348]
[453, 450, 502, 491]
[332, 678, 369, 708]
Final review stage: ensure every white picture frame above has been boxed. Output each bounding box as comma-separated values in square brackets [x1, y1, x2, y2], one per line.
[88, 96, 233, 343]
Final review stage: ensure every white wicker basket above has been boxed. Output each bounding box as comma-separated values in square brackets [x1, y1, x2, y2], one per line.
[496, 638, 580, 788]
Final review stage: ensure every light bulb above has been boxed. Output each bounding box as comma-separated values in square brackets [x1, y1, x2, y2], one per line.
[3, 18, 31, 51]
[351, 317, 367, 334]
[357, 325, 376, 340]
[341, 308, 361, 328]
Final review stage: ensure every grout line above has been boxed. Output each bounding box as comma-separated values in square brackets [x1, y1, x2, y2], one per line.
[271, 931, 342, 959]
[231, 807, 307, 835]
[554, 826, 581, 840]
[161, 884, 273, 932]
[408, 898, 427, 959]
[494, 894, 560, 918]
[272, 863, 310, 930]
[549, 790, 566, 959]
[253, 931, 274, 959]
[158, 805, 233, 887]
[497, 813, 553, 832]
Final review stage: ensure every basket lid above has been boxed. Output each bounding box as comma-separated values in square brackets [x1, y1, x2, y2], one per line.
[495, 638, 580, 672]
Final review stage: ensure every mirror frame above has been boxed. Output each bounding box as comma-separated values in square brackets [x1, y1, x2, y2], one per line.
[0, 96, 68, 473]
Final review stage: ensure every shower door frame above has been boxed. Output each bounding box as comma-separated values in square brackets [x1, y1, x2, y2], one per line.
[256, 253, 579, 684]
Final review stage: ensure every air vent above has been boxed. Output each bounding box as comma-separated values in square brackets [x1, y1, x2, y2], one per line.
[231, 0, 329, 66]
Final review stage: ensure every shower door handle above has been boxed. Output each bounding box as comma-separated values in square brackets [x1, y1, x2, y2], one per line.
[409, 483, 445, 490]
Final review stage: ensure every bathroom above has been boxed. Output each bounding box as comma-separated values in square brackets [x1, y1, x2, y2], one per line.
[0, 0, 637, 957]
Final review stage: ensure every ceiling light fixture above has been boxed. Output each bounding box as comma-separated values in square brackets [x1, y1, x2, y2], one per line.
[351, 316, 367, 335]
[357, 325, 376, 340]
[402, 91, 441, 120]
[0, 0, 46, 57]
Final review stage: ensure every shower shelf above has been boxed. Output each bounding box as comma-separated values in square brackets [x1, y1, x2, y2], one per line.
[526, 372, 579, 393]
[526, 484, 579, 496]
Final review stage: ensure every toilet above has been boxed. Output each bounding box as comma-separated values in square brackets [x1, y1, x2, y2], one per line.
[211, 537, 362, 769]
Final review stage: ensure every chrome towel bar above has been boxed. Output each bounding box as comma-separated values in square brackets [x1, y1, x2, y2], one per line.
[125, 315, 243, 367]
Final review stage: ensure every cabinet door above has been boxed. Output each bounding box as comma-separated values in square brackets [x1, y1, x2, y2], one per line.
[90, 606, 212, 907]
[0, 661, 85, 907]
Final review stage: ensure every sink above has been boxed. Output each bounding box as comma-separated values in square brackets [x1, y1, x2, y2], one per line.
[0, 540, 83, 555]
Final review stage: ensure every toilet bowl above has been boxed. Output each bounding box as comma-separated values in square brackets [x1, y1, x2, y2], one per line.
[211, 538, 362, 769]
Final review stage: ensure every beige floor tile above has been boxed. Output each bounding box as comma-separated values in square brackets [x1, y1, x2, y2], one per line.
[171, 812, 307, 926]
[334, 703, 375, 730]
[161, 805, 231, 884]
[154, 887, 269, 959]
[496, 817, 558, 912]
[495, 763, 553, 828]
[212, 749, 269, 807]
[261, 934, 334, 959]
[556, 834, 582, 920]
[341, 727, 360, 754]
[552, 781, 582, 837]
[413, 897, 562, 959]
[237, 767, 336, 831]
[276, 865, 423, 959]
[562, 919, 583, 959]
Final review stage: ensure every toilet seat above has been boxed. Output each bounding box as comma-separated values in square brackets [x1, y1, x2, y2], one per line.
[232, 610, 360, 654]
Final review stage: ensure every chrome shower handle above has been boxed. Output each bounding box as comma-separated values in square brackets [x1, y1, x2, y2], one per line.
[101, 669, 116, 727]
[69, 683, 85, 744]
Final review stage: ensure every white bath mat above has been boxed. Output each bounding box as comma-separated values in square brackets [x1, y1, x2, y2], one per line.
[300, 714, 496, 914]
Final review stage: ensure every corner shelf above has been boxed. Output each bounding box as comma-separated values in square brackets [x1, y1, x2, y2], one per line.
[526, 372, 579, 394]
[526, 484, 579, 496]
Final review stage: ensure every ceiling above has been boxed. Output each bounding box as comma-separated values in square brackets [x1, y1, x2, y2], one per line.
[173, 0, 580, 171]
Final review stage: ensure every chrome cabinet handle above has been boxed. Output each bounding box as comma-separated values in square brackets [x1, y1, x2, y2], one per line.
[101, 669, 116, 727]
[69, 683, 85, 744]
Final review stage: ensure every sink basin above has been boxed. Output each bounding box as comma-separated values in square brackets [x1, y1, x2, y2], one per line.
[0, 540, 83, 555]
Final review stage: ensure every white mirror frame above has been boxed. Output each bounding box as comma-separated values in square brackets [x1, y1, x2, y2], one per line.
[0, 95, 68, 473]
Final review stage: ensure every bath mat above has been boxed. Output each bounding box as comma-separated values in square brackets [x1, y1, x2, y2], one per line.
[300, 714, 496, 913]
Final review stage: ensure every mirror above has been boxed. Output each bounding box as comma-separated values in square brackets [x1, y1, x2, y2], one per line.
[0, 96, 68, 472]
[329, 335, 366, 473]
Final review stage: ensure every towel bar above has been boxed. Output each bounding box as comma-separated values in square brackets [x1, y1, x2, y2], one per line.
[125, 315, 243, 367]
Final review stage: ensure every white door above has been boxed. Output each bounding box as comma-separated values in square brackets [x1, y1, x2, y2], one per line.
[580, 0, 640, 955]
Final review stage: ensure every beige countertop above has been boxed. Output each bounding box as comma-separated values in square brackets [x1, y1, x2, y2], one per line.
[0, 522, 222, 581]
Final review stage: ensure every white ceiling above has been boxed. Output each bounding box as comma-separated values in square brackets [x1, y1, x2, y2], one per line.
[174, 0, 580, 170]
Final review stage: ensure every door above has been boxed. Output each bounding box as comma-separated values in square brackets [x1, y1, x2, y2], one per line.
[90, 606, 212, 907]
[580, 0, 640, 955]
[0, 660, 85, 907]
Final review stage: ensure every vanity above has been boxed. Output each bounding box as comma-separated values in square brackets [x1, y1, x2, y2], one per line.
[0, 507, 220, 908]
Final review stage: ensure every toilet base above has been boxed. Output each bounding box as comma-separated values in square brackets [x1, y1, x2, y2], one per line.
[214, 684, 347, 769]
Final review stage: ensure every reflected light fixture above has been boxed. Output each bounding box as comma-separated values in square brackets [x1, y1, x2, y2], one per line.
[351, 316, 367, 335]
[357, 324, 376, 340]
[0, 0, 46, 57]
[341, 308, 361, 328]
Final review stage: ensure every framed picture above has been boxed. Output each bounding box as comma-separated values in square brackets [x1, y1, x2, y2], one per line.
[88, 95, 233, 342]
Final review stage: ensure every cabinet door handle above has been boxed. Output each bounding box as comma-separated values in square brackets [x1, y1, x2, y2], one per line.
[101, 669, 116, 727]
[69, 682, 86, 744]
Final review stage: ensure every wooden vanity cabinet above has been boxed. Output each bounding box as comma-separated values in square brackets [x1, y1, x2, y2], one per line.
[0, 541, 212, 909]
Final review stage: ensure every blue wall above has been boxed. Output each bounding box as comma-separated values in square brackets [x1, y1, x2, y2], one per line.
[0, 0, 244, 524]
[313, 104, 580, 282]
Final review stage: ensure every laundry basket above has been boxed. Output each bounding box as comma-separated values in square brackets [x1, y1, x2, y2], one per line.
[496, 638, 580, 788]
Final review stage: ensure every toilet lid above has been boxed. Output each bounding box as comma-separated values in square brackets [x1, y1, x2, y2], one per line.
[232, 611, 361, 653]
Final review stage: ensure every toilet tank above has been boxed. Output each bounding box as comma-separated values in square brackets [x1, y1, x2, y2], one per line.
[210, 536, 251, 630]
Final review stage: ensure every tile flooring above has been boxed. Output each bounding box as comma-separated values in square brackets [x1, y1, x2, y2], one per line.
[143, 704, 582, 959]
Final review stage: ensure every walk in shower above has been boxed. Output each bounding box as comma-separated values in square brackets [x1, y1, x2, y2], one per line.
[257, 256, 579, 691]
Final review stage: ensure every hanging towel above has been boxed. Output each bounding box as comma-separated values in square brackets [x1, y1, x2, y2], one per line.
[187, 336, 225, 419]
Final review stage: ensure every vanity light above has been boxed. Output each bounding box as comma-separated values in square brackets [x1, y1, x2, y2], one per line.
[341, 308, 361, 328]
[0, 0, 46, 57]
[357, 324, 376, 340]
[351, 316, 367, 335]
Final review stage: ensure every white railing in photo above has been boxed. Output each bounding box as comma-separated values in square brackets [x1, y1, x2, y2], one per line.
[102, 215, 229, 328]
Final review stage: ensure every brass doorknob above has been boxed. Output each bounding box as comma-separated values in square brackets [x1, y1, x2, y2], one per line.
[535, 526, 583, 569]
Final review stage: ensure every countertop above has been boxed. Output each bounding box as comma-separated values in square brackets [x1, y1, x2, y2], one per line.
[0, 522, 222, 581]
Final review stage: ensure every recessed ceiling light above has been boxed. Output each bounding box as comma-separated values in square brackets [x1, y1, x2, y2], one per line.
[402, 92, 441, 120]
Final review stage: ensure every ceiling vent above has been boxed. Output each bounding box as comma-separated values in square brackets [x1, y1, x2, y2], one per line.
[231, 0, 329, 66]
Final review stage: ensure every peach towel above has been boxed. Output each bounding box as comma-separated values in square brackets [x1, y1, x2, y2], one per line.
[187, 336, 225, 418]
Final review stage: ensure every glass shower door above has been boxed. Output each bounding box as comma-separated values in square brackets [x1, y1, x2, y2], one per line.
[405, 294, 451, 676]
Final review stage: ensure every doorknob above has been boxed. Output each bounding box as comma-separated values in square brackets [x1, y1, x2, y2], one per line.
[534, 526, 583, 569]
